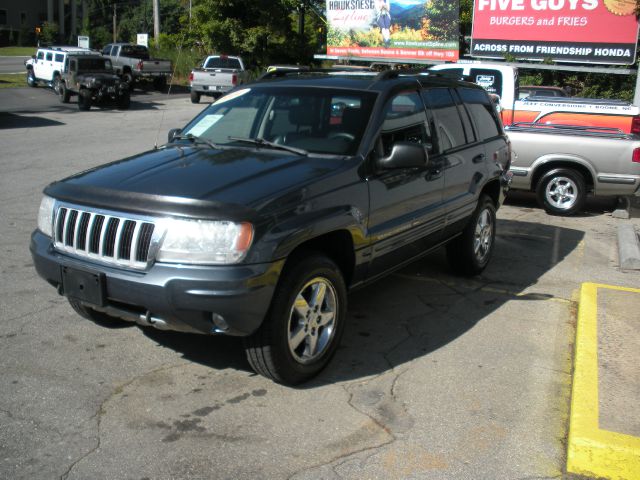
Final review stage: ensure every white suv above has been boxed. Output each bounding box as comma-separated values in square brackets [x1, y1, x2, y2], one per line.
[25, 46, 93, 91]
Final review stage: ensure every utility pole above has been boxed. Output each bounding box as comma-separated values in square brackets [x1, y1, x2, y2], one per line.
[112, 4, 116, 42]
[153, 0, 160, 41]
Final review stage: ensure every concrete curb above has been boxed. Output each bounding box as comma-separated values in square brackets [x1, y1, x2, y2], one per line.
[567, 283, 640, 480]
[618, 225, 640, 270]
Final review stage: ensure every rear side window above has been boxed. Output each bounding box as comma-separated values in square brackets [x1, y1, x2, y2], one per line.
[458, 87, 502, 140]
[422, 88, 466, 151]
[55, 54, 64, 63]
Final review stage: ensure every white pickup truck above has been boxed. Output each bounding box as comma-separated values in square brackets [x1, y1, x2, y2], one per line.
[506, 123, 640, 215]
[188, 55, 249, 103]
[430, 62, 640, 135]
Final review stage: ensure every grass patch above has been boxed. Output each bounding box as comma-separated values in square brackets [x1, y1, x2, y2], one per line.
[0, 73, 26, 88]
[0, 46, 36, 56]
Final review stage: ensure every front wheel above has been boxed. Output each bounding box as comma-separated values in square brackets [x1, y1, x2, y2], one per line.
[447, 195, 497, 276]
[27, 70, 37, 87]
[116, 91, 130, 109]
[68, 298, 131, 328]
[536, 168, 586, 216]
[243, 253, 347, 385]
[78, 89, 92, 111]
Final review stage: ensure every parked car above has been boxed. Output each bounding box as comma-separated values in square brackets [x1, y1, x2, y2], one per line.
[518, 85, 570, 99]
[31, 69, 511, 385]
[58, 54, 130, 111]
[189, 55, 249, 103]
[25, 45, 94, 91]
[101, 43, 172, 90]
[507, 122, 640, 215]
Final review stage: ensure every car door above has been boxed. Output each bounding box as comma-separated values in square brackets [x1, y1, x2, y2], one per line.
[367, 89, 446, 277]
[422, 87, 486, 231]
[33, 50, 47, 80]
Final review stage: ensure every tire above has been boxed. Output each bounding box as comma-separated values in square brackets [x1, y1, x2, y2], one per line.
[190, 90, 200, 104]
[52, 73, 61, 94]
[536, 168, 586, 216]
[446, 194, 497, 276]
[116, 91, 130, 109]
[78, 89, 92, 111]
[27, 69, 37, 87]
[243, 253, 347, 385]
[153, 76, 167, 92]
[59, 82, 70, 103]
[121, 71, 134, 89]
[68, 298, 131, 328]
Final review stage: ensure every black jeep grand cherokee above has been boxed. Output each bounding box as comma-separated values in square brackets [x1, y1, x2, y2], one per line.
[32, 69, 511, 384]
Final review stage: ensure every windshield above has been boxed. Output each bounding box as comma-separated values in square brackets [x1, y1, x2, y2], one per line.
[181, 86, 376, 156]
[204, 56, 242, 69]
[78, 58, 113, 72]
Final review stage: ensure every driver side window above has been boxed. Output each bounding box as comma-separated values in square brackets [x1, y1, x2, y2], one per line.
[377, 91, 431, 157]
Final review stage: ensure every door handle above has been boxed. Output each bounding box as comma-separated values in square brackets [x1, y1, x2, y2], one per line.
[472, 154, 485, 164]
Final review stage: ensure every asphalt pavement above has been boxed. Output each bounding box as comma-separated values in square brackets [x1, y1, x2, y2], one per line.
[1, 87, 639, 479]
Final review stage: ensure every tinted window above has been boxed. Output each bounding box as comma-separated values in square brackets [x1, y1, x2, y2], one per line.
[458, 87, 501, 140]
[468, 68, 503, 97]
[378, 92, 431, 156]
[204, 57, 242, 69]
[102, 45, 112, 55]
[37, 51, 44, 60]
[120, 45, 149, 59]
[422, 88, 466, 151]
[55, 53, 64, 62]
[45, 52, 52, 61]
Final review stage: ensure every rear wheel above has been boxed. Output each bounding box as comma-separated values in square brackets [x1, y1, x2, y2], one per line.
[59, 82, 70, 103]
[78, 89, 92, 111]
[536, 168, 586, 216]
[52, 73, 61, 94]
[447, 194, 496, 276]
[190, 90, 200, 104]
[153, 76, 167, 92]
[243, 253, 347, 385]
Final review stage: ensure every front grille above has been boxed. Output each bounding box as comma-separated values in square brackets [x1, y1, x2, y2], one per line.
[54, 205, 159, 270]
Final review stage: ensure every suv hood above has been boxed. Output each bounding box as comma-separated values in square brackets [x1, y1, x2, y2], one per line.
[44, 145, 348, 220]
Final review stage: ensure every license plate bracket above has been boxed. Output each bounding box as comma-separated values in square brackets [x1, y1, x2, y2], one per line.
[61, 266, 106, 307]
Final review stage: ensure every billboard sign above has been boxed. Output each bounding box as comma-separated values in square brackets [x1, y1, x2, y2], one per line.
[471, 0, 640, 65]
[326, 0, 459, 62]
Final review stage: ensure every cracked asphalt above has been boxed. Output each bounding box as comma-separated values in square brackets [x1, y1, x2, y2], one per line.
[2, 88, 638, 479]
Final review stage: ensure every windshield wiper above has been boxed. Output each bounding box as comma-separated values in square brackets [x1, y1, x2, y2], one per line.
[228, 136, 308, 156]
[172, 133, 219, 149]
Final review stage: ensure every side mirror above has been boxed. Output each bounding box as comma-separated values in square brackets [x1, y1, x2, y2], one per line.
[32, 55, 36, 59]
[376, 141, 428, 170]
[168, 128, 182, 142]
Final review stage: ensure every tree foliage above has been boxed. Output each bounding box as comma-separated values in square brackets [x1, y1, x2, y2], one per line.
[424, 0, 459, 41]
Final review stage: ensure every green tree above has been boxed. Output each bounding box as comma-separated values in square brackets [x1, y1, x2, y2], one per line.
[424, 0, 459, 41]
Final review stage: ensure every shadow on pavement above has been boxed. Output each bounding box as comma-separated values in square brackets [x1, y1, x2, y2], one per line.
[0, 112, 65, 129]
[134, 219, 585, 385]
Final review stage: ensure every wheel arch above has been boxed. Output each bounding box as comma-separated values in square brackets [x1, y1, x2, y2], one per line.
[480, 178, 501, 207]
[530, 158, 595, 193]
[280, 230, 356, 288]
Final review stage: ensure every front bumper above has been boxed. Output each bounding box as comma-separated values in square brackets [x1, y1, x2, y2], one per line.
[30, 230, 282, 336]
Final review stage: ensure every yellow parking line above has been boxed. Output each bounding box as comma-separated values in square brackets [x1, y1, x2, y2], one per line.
[567, 283, 640, 480]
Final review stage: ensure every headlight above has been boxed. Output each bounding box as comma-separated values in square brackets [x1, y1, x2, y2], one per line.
[37, 195, 55, 237]
[156, 219, 253, 265]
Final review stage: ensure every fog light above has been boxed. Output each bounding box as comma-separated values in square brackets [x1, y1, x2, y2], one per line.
[211, 313, 228, 332]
